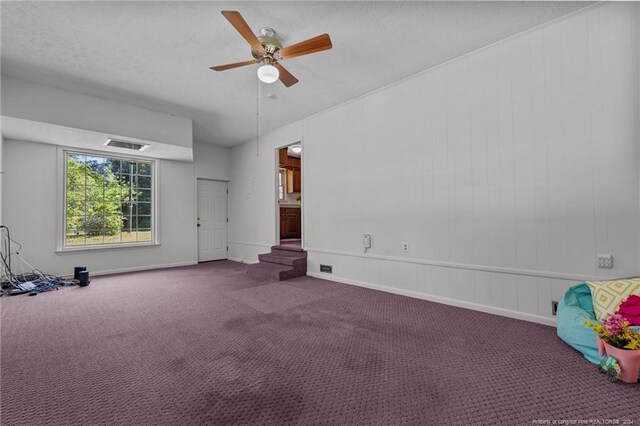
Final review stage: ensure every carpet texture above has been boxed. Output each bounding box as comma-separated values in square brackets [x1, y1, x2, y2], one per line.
[277, 239, 302, 250]
[1, 261, 638, 425]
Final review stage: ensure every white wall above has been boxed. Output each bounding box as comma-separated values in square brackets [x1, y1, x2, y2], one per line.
[2, 139, 196, 276]
[0, 134, 4, 225]
[193, 140, 231, 181]
[0, 77, 231, 276]
[0, 139, 230, 275]
[2, 138, 230, 276]
[228, 122, 303, 261]
[229, 2, 640, 325]
[2, 76, 192, 148]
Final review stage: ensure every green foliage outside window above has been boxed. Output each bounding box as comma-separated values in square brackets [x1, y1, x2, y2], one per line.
[65, 153, 153, 246]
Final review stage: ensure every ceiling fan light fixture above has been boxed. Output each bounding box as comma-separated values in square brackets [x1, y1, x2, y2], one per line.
[257, 64, 279, 84]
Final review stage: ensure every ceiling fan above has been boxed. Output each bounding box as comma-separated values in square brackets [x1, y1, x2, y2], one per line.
[210, 11, 332, 87]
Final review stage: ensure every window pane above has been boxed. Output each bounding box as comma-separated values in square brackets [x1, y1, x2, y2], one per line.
[84, 215, 105, 237]
[137, 189, 152, 202]
[122, 216, 134, 231]
[137, 162, 152, 175]
[102, 214, 122, 244]
[137, 216, 151, 229]
[86, 201, 108, 216]
[119, 171, 133, 185]
[115, 160, 128, 175]
[66, 230, 85, 246]
[137, 202, 151, 215]
[121, 202, 133, 215]
[121, 187, 133, 202]
[137, 230, 152, 242]
[136, 176, 151, 189]
[102, 202, 121, 215]
[85, 234, 105, 245]
[67, 154, 86, 191]
[86, 187, 104, 203]
[121, 230, 137, 243]
[66, 216, 85, 234]
[66, 199, 85, 217]
[85, 156, 107, 176]
[104, 231, 122, 244]
[66, 214, 84, 226]
[104, 215, 123, 238]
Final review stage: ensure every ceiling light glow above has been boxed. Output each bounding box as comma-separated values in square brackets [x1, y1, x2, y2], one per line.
[257, 64, 279, 84]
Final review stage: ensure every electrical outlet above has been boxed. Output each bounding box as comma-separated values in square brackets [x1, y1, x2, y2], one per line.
[402, 242, 409, 252]
[597, 254, 613, 269]
[552, 301, 559, 316]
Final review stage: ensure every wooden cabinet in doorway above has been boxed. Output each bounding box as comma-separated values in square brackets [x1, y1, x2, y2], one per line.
[279, 149, 301, 169]
[286, 169, 301, 193]
[280, 207, 301, 239]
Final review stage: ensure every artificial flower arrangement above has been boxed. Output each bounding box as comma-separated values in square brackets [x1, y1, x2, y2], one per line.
[584, 313, 640, 382]
[585, 313, 640, 350]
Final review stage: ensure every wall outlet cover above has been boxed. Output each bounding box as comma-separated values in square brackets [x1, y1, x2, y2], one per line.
[402, 242, 409, 252]
[597, 254, 613, 269]
[320, 264, 332, 273]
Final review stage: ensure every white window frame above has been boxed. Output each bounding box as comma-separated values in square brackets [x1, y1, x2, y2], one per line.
[278, 169, 286, 201]
[57, 147, 159, 252]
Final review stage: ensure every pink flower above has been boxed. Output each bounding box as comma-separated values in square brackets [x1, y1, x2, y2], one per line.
[601, 313, 627, 336]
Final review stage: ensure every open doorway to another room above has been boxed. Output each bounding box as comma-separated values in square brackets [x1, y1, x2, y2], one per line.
[276, 144, 302, 250]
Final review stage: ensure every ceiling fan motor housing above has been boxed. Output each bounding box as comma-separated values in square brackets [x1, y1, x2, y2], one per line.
[253, 28, 283, 63]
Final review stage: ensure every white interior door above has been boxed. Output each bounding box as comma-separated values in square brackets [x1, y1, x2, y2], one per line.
[197, 179, 227, 262]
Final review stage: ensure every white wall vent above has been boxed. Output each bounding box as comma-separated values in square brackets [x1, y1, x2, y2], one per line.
[104, 138, 149, 151]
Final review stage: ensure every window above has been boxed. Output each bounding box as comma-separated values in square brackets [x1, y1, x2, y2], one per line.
[278, 170, 285, 200]
[64, 151, 155, 248]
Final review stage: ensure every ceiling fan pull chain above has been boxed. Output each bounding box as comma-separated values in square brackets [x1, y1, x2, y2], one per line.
[256, 78, 261, 157]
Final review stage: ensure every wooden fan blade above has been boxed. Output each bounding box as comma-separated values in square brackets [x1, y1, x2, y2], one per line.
[274, 63, 298, 87]
[209, 59, 256, 72]
[278, 34, 332, 60]
[221, 10, 264, 53]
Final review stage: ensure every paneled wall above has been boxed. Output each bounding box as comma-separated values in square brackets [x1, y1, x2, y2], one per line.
[228, 3, 640, 325]
[0, 135, 4, 225]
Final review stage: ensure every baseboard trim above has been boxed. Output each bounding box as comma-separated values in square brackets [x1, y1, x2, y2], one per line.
[307, 272, 557, 327]
[89, 261, 198, 277]
[307, 248, 595, 282]
[227, 257, 257, 264]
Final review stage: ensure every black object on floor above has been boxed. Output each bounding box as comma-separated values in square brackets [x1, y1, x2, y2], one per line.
[78, 271, 90, 287]
[74, 266, 87, 280]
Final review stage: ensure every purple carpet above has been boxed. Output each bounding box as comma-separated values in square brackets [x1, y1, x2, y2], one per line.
[278, 239, 302, 249]
[1, 261, 638, 425]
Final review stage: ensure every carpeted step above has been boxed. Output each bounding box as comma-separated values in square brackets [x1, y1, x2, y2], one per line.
[271, 245, 307, 256]
[258, 251, 307, 268]
[247, 262, 304, 281]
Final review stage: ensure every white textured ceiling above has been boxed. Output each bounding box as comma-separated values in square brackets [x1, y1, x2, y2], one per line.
[1, 1, 591, 147]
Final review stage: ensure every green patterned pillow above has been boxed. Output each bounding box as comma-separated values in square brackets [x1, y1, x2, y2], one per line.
[586, 278, 640, 321]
